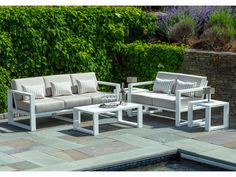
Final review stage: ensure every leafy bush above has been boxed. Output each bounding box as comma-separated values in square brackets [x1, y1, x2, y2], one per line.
[200, 9, 235, 51]
[0, 6, 157, 81]
[168, 15, 196, 44]
[0, 67, 11, 113]
[113, 41, 186, 82]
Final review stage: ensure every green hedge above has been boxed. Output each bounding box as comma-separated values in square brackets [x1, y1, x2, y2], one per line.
[113, 41, 186, 82]
[0, 6, 157, 81]
[0, 68, 11, 113]
[0, 7, 186, 113]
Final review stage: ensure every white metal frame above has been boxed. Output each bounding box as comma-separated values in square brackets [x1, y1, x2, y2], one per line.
[188, 99, 229, 131]
[127, 81, 206, 127]
[8, 81, 121, 131]
[73, 103, 143, 136]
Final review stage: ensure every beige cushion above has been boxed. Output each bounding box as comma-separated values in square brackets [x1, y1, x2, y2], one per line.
[177, 73, 207, 97]
[12, 77, 45, 100]
[175, 79, 197, 97]
[77, 79, 97, 94]
[156, 72, 179, 94]
[82, 91, 115, 104]
[16, 98, 64, 113]
[43, 74, 72, 97]
[22, 84, 45, 100]
[153, 78, 175, 94]
[70, 72, 97, 94]
[51, 82, 72, 97]
[132, 92, 200, 110]
[53, 95, 91, 109]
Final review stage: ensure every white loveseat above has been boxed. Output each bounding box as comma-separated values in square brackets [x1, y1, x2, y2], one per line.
[8, 72, 120, 131]
[127, 71, 208, 126]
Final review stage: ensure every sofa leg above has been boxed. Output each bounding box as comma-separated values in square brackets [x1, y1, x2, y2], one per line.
[175, 110, 181, 127]
[30, 114, 36, 131]
[7, 91, 14, 124]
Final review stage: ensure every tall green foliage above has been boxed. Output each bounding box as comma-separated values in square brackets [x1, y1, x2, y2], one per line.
[0, 68, 11, 113]
[0, 6, 157, 80]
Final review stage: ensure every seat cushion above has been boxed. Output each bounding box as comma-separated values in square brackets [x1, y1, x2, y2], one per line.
[16, 98, 64, 113]
[43, 74, 72, 97]
[81, 91, 115, 104]
[132, 91, 200, 109]
[53, 95, 91, 109]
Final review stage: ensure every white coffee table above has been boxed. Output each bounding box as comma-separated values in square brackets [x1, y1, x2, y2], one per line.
[188, 99, 229, 132]
[73, 102, 143, 136]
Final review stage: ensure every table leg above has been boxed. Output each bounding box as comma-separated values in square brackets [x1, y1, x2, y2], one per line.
[205, 107, 211, 132]
[137, 105, 143, 128]
[188, 103, 193, 127]
[93, 113, 99, 136]
[224, 103, 229, 129]
[73, 110, 81, 129]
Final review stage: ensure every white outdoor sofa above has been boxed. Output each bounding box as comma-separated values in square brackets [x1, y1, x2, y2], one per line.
[8, 72, 120, 131]
[127, 71, 208, 127]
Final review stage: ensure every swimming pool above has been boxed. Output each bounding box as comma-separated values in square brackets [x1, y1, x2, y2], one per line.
[94, 154, 226, 171]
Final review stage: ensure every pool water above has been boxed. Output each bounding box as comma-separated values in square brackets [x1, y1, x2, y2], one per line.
[127, 159, 226, 171]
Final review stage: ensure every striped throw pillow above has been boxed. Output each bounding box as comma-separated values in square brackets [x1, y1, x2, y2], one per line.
[22, 84, 45, 100]
[77, 79, 97, 94]
[50, 82, 72, 97]
[175, 79, 197, 97]
[153, 78, 175, 94]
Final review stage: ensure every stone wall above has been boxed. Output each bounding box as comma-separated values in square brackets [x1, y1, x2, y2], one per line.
[179, 49, 236, 115]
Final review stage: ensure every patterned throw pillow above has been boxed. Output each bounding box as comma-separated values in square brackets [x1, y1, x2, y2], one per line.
[22, 84, 45, 100]
[153, 78, 175, 94]
[77, 79, 97, 94]
[50, 82, 72, 97]
[175, 79, 197, 97]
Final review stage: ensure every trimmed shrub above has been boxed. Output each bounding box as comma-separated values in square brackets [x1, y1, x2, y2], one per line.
[0, 67, 11, 113]
[113, 41, 186, 82]
[0, 6, 157, 80]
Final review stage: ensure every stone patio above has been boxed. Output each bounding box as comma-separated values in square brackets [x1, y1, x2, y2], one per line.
[0, 110, 236, 171]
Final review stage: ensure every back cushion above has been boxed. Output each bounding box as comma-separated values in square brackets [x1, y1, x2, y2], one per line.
[70, 72, 97, 94]
[12, 77, 45, 100]
[156, 72, 179, 94]
[177, 74, 207, 97]
[43, 74, 72, 97]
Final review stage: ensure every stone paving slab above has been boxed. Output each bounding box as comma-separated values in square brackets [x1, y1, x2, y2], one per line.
[7, 161, 40, 171]
[200, 147, 236, 164]
[0, 166, 16, 171]
[166, 139, 221, 153]
[12, 150, 67, 166]
[109, 133, 159, 147]
[194, 130, 236, 145]
[76, 140, 138, 156]
[144, 132, 185, 143]
[0, 152, 23, 165]
[223, 141, 236, 150]
[30, 144, 177, 171]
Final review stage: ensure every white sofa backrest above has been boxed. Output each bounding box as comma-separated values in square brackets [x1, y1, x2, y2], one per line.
[43, 74, 72, 97]
[156, 71, 207, 97]
[12, 77, 45, 100]
[70, 72, 97, 94]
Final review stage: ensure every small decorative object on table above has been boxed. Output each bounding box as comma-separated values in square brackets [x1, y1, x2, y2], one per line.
[203, 86, 215, 102]
[99, 102, 120, 108]
[119, 82, 126, 105]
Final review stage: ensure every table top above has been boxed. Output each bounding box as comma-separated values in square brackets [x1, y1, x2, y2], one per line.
[74, 102, 142, 114]
[192, 99, 229, 108]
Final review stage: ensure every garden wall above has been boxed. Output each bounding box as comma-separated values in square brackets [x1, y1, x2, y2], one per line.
[179, 49, 236, 115]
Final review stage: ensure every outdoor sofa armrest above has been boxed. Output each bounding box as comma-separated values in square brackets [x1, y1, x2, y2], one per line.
[127, 81, 154, 102]
[97, 81, 121, 99]
[8, 89, 35, 111]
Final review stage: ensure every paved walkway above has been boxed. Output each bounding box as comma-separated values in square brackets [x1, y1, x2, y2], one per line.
[0, 112, 236, 171]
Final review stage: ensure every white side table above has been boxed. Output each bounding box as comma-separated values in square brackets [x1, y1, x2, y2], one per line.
[188, 99, 229, 132]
